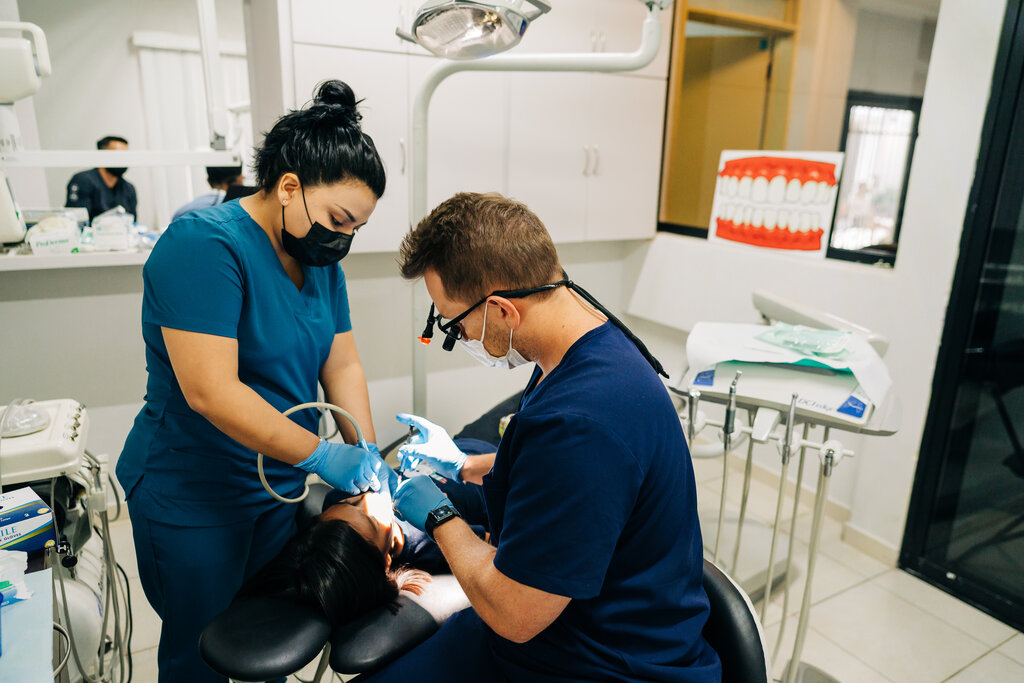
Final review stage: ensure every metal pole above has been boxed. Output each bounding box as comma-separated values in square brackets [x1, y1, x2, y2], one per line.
[730, 411, 756, 574]
[714, 371, 740, 563]
[784, 449, 834, 683]
[408, 7, 664, 415]
[761, 393, 798, 624]
[773, 422, 810, 664]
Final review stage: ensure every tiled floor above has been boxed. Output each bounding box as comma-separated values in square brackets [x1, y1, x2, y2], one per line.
[104, 459, 1022, 682]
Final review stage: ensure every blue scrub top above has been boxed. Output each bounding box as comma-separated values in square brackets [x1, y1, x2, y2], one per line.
[116, 200, 352, 525]
[482, 322, 721, 682]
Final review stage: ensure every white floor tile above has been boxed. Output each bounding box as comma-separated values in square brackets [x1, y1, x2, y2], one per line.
[757, 534, 870, 628]
[128, 575, 162, 653]
[808, 582, 990, 683]
[691, 454, 725, 483]
[871, 570, 1018, 647]
[107, 517, 140, 580]
[997, 633, 1024, 666]
[793, 514, 893, 578]
[764, 621, 893, 682]
[130, 646, 159, 683]
[705, 469, 814, 527]
[944, 651, 1024, 682]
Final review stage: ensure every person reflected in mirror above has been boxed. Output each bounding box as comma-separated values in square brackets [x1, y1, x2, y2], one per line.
[172, 165, 245, 222]
[65, 135, 138, 220]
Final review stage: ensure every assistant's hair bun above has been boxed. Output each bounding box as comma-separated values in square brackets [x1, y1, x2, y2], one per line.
[313, 79, 362, 126]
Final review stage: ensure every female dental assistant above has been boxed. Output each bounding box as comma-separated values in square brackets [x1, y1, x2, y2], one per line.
[116, 80, 391, 683]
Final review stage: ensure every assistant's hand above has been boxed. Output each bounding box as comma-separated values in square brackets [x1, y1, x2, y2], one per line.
[366, 442, 399, 498]
[395, 413, 467, 480]
[295, 440, 382, 496]
[394, 475, 453, 533]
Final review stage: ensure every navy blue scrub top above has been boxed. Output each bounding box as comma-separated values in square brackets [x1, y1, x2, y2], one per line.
[482, 322, 721, 682]
[116, 200, 352, 525]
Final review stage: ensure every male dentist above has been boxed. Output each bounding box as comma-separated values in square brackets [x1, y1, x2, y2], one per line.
[380, 192, 721, 683]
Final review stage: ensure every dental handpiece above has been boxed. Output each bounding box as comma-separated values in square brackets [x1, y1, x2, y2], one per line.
[723, 372, 741, 447]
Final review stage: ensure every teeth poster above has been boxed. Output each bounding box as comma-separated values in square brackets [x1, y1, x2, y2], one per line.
[708, 151, 845, 256]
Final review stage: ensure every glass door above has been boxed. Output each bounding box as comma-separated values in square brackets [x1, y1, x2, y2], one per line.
[902, 0, 1024, 631]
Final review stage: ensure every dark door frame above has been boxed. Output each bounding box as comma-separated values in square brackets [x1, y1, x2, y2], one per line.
[901, 0, 1024, 631]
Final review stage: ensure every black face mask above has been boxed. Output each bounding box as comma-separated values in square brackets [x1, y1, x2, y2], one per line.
[281, 185, 354, 267]
[106, 167, 128, 178]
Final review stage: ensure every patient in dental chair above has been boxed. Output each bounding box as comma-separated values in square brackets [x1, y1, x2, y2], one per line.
[238, 470, 487, 628]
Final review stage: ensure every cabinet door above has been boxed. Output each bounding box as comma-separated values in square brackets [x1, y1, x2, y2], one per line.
[585, 74, 665, 241]
[507, 72, 590, 243]
[293, 45, 410, 253]
[409, 56, 509, 212]
[514, 0, 594, 54]
[592, 0, 671, 80]
[292, 0, 409, 53]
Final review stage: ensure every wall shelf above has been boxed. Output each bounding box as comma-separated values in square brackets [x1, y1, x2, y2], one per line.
[0, 250, 149, 272]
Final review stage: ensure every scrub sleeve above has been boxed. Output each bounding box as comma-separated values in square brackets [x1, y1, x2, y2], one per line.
[116, 201, 353, 683]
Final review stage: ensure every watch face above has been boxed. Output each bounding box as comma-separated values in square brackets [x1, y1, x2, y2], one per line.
[427, 505, 459, 538]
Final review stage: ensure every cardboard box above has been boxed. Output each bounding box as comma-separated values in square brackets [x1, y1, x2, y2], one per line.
[0, 487, 56, 553]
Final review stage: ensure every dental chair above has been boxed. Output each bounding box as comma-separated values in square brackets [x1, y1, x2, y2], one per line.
[702, 559, 770, 683]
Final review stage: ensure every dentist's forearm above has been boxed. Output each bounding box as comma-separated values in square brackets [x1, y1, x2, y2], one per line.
[435, 520, 569, 643]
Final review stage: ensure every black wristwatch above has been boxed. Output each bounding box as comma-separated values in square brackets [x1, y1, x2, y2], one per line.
[425, 504, 461, 540]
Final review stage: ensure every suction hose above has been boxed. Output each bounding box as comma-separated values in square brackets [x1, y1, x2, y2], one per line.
[258, 401, 366, 504]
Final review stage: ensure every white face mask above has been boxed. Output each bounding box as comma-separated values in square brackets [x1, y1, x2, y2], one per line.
[458, 303, 530, 370]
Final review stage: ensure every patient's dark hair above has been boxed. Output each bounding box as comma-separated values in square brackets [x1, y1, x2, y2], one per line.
[240, 519, 398, 627]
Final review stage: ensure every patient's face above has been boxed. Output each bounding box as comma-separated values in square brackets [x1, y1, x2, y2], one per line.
[321, 492, 396, 560]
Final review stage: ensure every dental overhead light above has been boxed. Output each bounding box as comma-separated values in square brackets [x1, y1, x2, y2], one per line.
[398, 0, 552, 59]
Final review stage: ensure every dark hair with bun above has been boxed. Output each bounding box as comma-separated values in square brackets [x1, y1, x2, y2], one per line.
[253, 79, 386, 197]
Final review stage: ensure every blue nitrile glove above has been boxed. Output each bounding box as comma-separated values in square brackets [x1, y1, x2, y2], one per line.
[394, 475, 453, 533]
[296, 440, 382, 496]
[395, 413, 468, 480]
[365, 442, 399, 498]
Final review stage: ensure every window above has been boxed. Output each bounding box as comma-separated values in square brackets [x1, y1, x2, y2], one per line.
[826, 91, 922, 266]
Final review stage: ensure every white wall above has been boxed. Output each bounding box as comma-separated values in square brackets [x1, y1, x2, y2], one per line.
[848, 9, 936, 98]
[627, 0, 1009, 551]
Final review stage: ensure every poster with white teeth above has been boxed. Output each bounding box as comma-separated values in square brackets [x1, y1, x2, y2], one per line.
[708, 150, 845, 257]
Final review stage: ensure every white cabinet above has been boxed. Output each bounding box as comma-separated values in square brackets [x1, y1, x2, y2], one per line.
[291, 0, 411, 53]
[515, 0, 671, 80]
[507, 72, 589, 242]
[508, 72, 665, 243]
[410, 56, 510, 210]
[292, 44, 411, 253]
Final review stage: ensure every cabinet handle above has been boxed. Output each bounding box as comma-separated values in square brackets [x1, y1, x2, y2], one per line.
[592, 146, 600, 176]
[399, 138, 407, 174]
[583, 145, 591, 176]
[599, 32, 606, 52]
[590, 30, 597, 52]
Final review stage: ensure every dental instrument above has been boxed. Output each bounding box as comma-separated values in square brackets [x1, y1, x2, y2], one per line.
[257, 401, 368, 504]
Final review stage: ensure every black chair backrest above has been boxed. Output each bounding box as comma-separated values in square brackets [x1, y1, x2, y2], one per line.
[701, 559, 770, 683]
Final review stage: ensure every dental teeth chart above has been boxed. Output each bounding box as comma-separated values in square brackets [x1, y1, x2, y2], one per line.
[708, 151, 845, 256]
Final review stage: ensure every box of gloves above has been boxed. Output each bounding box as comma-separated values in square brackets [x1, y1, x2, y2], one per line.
[0, 487, 56, 553]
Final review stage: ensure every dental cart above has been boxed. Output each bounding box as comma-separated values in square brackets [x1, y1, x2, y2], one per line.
[673, 293, 900, 683]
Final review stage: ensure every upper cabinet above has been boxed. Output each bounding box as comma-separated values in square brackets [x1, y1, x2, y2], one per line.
[515, 0, 671, 79]
[254, 0, 671, 252]
[293, 44, 411, 253]
[291, 0, 412, 53]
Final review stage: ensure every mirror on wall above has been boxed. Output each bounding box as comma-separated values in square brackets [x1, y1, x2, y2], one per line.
[13, 0, 251, 231]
